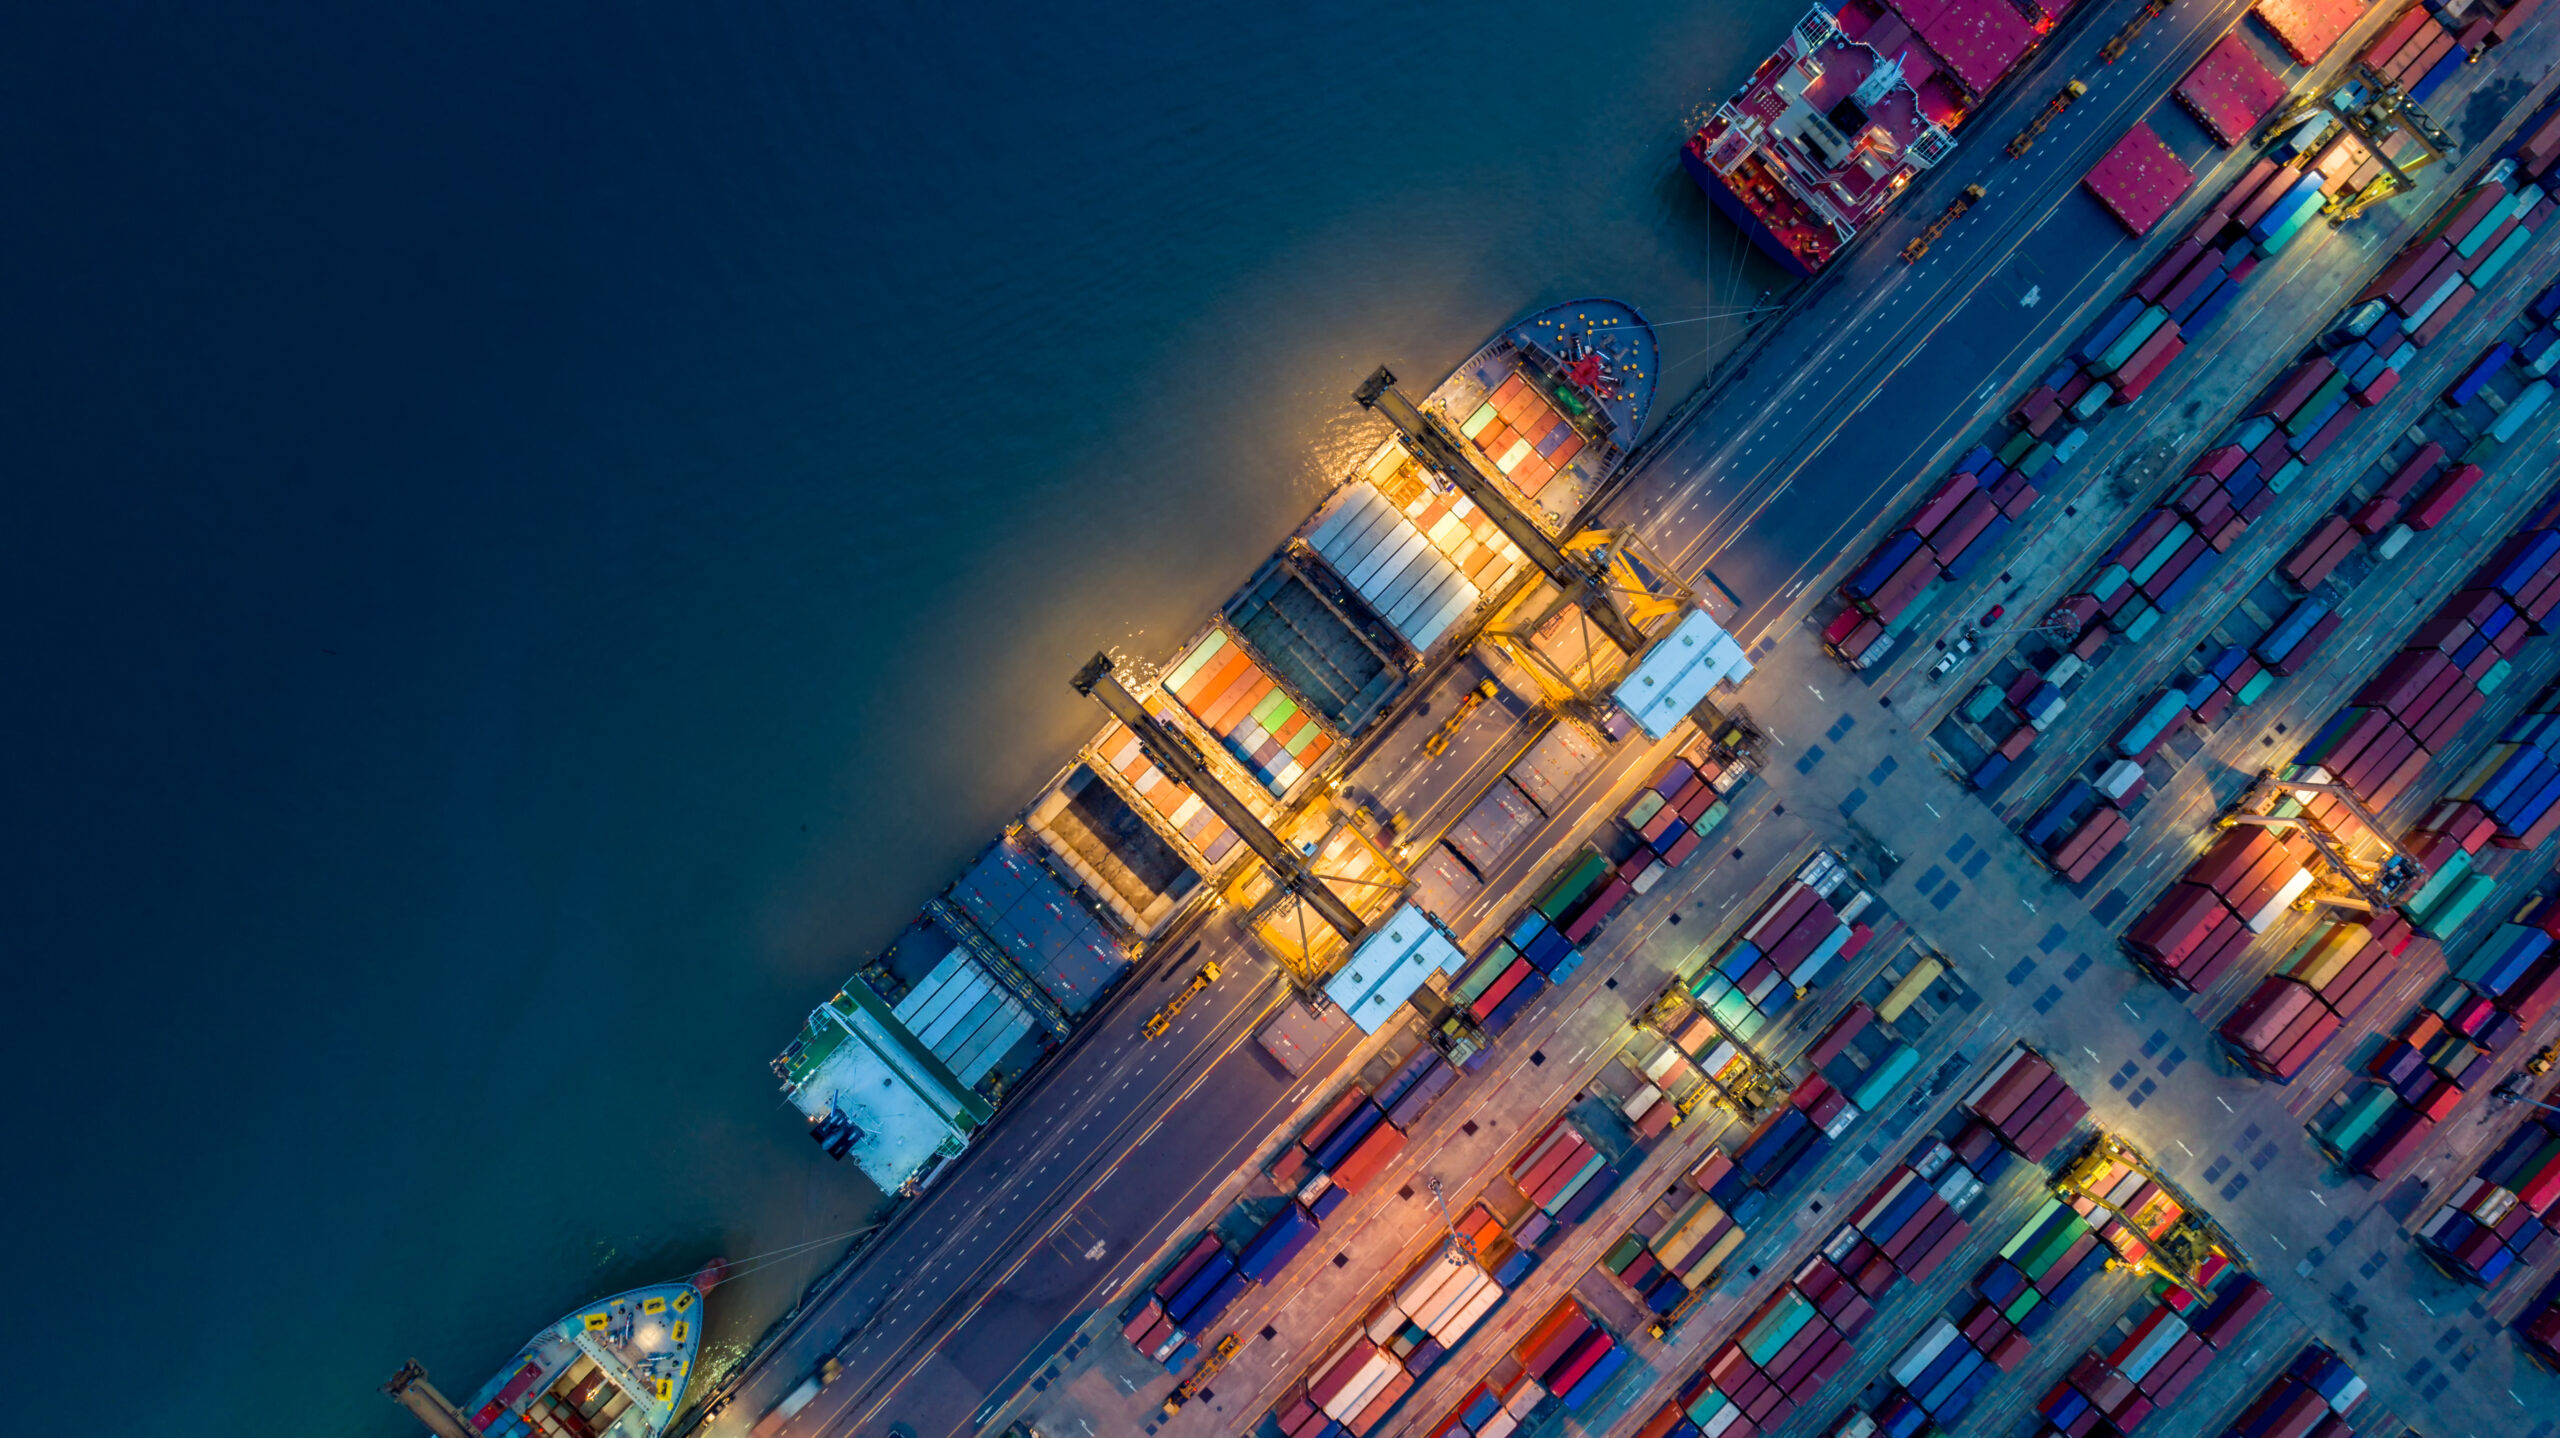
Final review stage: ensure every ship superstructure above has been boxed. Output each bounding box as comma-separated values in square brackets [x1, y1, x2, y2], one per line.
[1685, 0, 2059, 276]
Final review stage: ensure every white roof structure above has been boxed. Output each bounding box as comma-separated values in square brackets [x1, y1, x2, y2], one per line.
[1324, 902, 1463, 1033]
[1613, 608, 1753, 738]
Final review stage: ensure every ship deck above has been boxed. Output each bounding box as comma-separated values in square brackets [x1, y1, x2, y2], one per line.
[464, 1282, 702, 1438]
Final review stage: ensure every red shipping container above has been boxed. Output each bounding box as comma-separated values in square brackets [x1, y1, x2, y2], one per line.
[2296, 404, 2358, 464]
[2116, 333, 2188, 402]
[2409, 463, 2483, 530]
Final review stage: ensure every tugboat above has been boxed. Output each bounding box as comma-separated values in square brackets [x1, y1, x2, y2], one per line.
[386, 1279, 706, 1438]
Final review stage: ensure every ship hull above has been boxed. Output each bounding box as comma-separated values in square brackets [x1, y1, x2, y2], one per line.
[1682, 143, 1822, 281]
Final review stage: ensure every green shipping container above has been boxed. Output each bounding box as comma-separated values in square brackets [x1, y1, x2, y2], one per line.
[2418, 871, 2499, 937]
[1853, 1044, 1921, 1112]
[2406, 850, 2473, 916]
[2285, 372, 2351, 435]
[2099, 305, 2172, 373]
[2320, 1084, 2400, 1155]
[1742, 1288, 1816, 1366]
[2000, 1199, 2063, 1261]
[2472, 224, 2536, 286]
[1457, 945, 1517, 1004]
[1539, 851, 1611, 918]
[2131, 523, 2197, 584]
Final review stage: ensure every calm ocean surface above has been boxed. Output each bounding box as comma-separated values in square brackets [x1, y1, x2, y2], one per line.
[3, 4, 1790, 1431]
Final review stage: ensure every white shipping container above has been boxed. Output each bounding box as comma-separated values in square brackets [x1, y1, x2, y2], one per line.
[2247, 869, 2316, 932]
[1432, 1276, 1505, 1346]
[1890, 1319, 1961, 1388]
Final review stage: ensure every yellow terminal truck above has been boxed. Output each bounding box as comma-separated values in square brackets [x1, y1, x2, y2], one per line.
[1143, 961, 1223, 1039]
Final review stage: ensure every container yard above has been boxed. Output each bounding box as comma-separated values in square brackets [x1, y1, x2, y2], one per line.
[668, 7, 2560, 1438]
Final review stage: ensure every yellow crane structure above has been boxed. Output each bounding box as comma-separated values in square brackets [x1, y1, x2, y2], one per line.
[2056, 1133, 2249, 1300]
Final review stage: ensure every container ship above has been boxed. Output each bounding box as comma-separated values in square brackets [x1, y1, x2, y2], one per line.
[449, 1281, 705, 1438]
[1683, 0, 2061, 277]
[772, 301, 1690, 1195]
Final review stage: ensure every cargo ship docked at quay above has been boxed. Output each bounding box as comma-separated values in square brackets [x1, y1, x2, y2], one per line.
[387, 1280, 707, 1438]
[1684, 0, 2064, 276]
[766, 298, 1752, 1200]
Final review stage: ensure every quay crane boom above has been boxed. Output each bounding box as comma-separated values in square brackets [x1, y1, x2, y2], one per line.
[1073, 653, 1368, 940]
[1354, 366, 1650, 655]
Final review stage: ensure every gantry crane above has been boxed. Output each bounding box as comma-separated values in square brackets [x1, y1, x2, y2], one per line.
[1354, 367, 1672, 656]
[2221, 769, 2425, 912]
[2256, 58, 2456, 224]
[1075, 654, 1370, 940]
[2057, 1133, 2249, 1300]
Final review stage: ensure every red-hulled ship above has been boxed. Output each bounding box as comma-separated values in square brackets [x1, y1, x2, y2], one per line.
[1684, 0, 2063, 277]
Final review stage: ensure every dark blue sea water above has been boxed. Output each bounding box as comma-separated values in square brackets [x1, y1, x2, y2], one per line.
[3, 4, 1787, 1432]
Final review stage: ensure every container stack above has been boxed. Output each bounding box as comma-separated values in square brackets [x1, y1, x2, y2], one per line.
[1512, 1299, 1629, 1414]
[1974, 1196, 2111, 1338]
[2218, 1344, 2366, 1438]
[2218, 916, 2416, 1081]
[2425, 698, 2560, 855]
[1963, 1045, 2090, 1160]
[1122, 1232, 1246, 1370]
[2520, 1273, 2560, 1368]
[2028, 782, 2134, 882]
[1618, 740, 1750, 884]
[1418, 1374, 1537, 1438]
[1506, 1114, 1620, 1244]
[2356, 168, 2551, 349]
[1682, 1285, 1853, 1437]
[1805, 1002, 1919, 1125]
[2414, 1103, 2560, 1285]
[1296, 1338, 1414, 1437]
[1839, 1153, 1976, 1285]
[2033, 1277, 2269, 1438]
[1879, 1310, 2015, 1434]
[1726, 1085, 1839, 1198]
[1358, 1251, 1508, 1378]
[1607, 1152, 1747, 1316]
[1831, 104, 2555, 671]
[1284, 1085, 1408, 1213]
[2122, 827, 2315, 989]
[1448, 914, 1561, 1041]
[2283, 490, 2560, 827]
[1687, 855, 1875, 1040]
